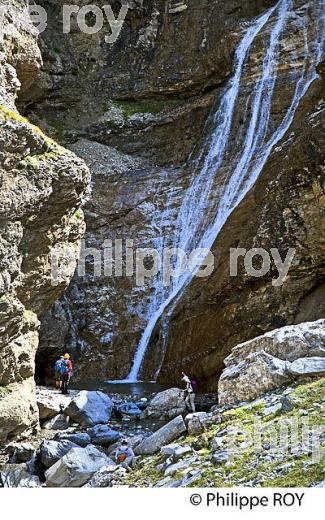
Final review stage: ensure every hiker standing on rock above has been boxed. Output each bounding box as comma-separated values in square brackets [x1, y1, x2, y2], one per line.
[182, 371, 197, 413]
[115, 440, 136, 470]
[54, 356, 64, 389]
[61, 354, 73, 395]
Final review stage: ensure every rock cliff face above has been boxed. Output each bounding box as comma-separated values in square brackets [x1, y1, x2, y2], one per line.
[0, 1, 90, 444]
[16, 0, 324, 388]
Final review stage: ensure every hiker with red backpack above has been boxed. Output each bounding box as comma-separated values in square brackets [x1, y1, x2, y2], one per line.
[61, 353, 73, 395]
[115, 440, 136, 470]
[182, 371, 197, 413]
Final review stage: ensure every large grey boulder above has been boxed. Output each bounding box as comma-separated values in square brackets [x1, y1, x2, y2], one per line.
[9, 443, 36, 464]
[145, 388, 186, 420]
[45, 445, 111, 487]
[288, 357, 325, 377]
[40, 440, 79, 468]
[54, 432, 91, 448]
[64, 391, 113, 427]
[87, 425, 120, 446]
[0, 465, 40, 487]
[42, 414, 70, 431]
[185, 412, 210, 435]
[219, 351, 290, 405]
[219, 320, 325, 405]
[36, 388, 71, 420]
[83, 464, 119, 487]
[225, 320, 325, 365]
[116, 402, 142, 419]
[135, 415, 187, 455]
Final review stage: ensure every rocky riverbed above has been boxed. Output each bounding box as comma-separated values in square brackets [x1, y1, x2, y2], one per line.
[0, 377, 324, 488]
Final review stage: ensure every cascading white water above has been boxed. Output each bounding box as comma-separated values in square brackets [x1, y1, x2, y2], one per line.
[124, 0, 325, 382]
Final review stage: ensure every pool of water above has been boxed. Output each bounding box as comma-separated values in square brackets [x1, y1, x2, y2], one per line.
[70, 380, 169, 399]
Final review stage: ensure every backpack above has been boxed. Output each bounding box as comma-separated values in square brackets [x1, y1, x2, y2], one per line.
[117, 447, 128, 463]
[60, 360, 70, 374]
[191, 378, 198, 393]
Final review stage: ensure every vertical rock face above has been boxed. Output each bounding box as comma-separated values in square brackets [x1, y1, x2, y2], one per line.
[20, 0, 323, 387]
[30, 0, 280, 381]
[0, 1, 90, 444]
[155, 56, 325, 389]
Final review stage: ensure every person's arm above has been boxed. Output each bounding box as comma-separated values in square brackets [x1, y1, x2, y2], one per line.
[128, 447, 135, 458]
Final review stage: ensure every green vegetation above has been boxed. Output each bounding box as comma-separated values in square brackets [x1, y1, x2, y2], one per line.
[73, 209, 83, 220]
[0, 385, 13, 399]
[117, 378, 325, 488]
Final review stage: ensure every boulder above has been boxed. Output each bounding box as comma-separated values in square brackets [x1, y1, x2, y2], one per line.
[219, 321, 325, 404]
[280, 396, 295, 412]
[83, 464, 118, 487]
[45, 445, 111, 487]
[40, 440, 79, 468]
[87, 425, 120, 446]
[42, 414, 69, 431]
[135, 415, 186, 455]
[185, 412, 210, 435]
[54, 432, 91, 448]
[288, 357, 325, 377]
[219, 351, 290, 405]
[116, 402, 142, 419]
[164, 457, 197, 477]
[212, 451, 231, 464]
[9, 443, 36, 463]
[225, 320, 325, 366]
[263, 403, 282, 417]
[64, 391, 113, 427]
[145, 388, 186, 420]
[161, 444, 192, 460]
[36, 390, 71, 420]
[0, 464, 40, 487]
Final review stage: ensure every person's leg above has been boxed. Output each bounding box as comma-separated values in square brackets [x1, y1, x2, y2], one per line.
[185, 394, 193, 412]
[122, 456, 135, 469]
[62, 375, 67, 394]
[190, 393, 196, 413]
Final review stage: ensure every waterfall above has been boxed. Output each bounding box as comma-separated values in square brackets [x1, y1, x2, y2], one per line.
[124, 0, 325, 382]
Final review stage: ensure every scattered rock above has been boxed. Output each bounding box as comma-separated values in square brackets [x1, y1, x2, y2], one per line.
[0, 465, 41, 487]
[164, 456, 196, 476]
[45, 445, 111, 487]
[145, 388, 186, 420]
[288, 357, 325, 377]
[54, 432, 91, 448]
[40, 440, 79, 468]
[116, 403, 142, 419]
[281, 396, 295, 412]
[64, 391, 113, 427]
[185, 412, 209, 435]
[161, 444, 192, 460]
[83, 463, 118, 487]
[42, 414, 70, 431]
[212, 451, 231, 464]
[9, 443, 36, 463]
[87, 425, 120, 446]
[263, 403, 282, 417]
[135, 415, 187, 455]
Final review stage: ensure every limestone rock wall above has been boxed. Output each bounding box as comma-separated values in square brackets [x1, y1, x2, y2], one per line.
[0, 0, 90, 444]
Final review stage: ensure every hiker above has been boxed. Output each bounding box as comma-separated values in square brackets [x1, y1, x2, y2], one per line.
[61, 354, 73, 395]
[182, 371, 197, 413]
[54, 356, 64, 389]
[115, 440, 136, 470]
